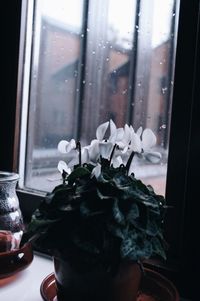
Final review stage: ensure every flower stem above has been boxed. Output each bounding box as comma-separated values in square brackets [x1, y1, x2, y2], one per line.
[76, 141, 81, 166]
[62, 170, 67, 185]
[109, 144, 117, 165]
[126, 151, 135, 174]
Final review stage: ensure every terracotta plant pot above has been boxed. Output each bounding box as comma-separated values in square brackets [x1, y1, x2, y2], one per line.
[40, 267, 180, 301]
[138, 268, 180, 301]
[53, 256, 142, 301]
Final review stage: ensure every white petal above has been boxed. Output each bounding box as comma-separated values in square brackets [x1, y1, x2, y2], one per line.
[91, 163, 101, 179]
[66, 139, 76, 152]
[129, 125, 136, 137]
[116, 128, 124, 141]
[60, 149, 79, 167]
[112, 156, 123, 168]
[130, 132, 142, 153]
[96, 121, 109, 140]
[88, 140, 100, 163]
[120, 151, 130, 165]
[57, 139, 76, 153]
[121, 145, 129, 154]
[136, 126, 143, 137]
[64, 149, 79, 164]
[123, 124, 131, 144]
[57, 161, 71, 174]
[68, 156, 79, 168]
[109, 119, 117, 143]
[81, 147, 89, 164]
[109, 119, 116, 136]
[99, 142, 113, 159]
[144, 151, 161, 163]
[58, 140, 69, 153]
[142, 129, 157, 151]
[117, 141, 126, 150]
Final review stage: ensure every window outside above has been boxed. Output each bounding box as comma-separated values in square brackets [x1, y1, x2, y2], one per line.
[19, 0, 180, 195]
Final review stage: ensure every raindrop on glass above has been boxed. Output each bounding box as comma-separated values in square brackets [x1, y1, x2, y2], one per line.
[122, 89, 127, 95]
[162, 87, 168, 94]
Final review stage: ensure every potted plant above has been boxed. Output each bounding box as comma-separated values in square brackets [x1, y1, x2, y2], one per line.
[22, 120, 167, 301]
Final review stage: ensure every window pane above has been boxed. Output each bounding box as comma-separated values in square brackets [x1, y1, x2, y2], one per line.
[19, 0, 180, 195]
[20, 0, 84, 190]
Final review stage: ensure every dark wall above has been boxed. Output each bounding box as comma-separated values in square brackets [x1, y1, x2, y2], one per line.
[0, 1, 22, 171]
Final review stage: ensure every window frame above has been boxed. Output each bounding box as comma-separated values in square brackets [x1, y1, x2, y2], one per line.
[1, 0, 199, 299]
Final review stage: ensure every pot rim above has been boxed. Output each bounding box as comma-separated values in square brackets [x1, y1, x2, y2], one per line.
[0, 171, 19, 182]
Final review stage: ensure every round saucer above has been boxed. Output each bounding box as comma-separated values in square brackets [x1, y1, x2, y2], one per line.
[40, 268, 179, 301]
[40, 273, 57, 301]
[0, 243, 33, 279]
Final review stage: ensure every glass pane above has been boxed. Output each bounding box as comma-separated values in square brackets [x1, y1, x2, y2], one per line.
[22, 0, 84, 190]
[20, 0, 180, 195]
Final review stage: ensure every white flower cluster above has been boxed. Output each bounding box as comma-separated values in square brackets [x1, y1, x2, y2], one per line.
[57, 120, 161, 178]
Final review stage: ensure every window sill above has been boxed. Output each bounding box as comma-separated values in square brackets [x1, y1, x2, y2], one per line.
[0, 251, 190, 301]
[0, 252, 53, 300]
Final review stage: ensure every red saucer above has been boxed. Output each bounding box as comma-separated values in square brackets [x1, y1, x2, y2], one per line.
[40, 273, 57, 301]
[0, 243, 33, 279]
[40, 268, 179, 301]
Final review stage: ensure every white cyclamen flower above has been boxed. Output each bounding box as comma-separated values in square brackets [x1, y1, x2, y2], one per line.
[141, 128, 157, 151]
[58, 139, 76, 154]
[109, 120, 130, 149]
[130, 126, 142, 153]
[81, 147, 90, 164]
[130, 127, 157, 153]
[99, 141, 113, 159]
[111, 155, 123, 168]
[57, 160, 71, 175]
[96, 121, 109, 140]
[88, 120, 114, 162]
[57, 138, 79, 167]
[87, 140, 100, 163]
[91, 163, 101, 179]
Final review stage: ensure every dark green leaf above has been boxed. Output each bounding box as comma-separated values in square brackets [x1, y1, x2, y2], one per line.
[112, 200, 125, 225]
[151, 237, 166, 260]
[126, 203, 139, 223]
[67, 166, 91, 184]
